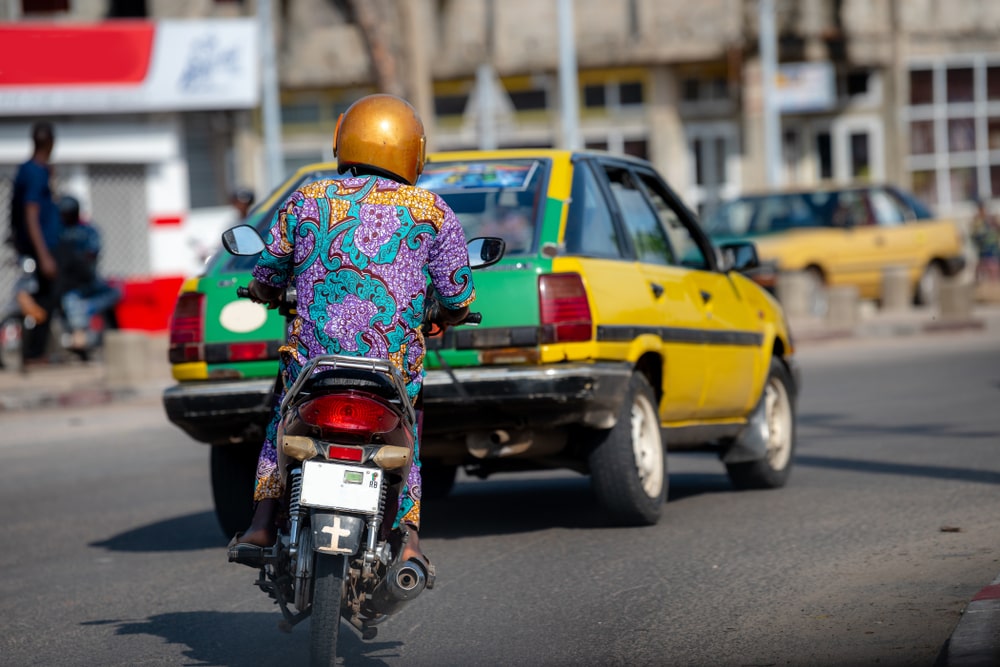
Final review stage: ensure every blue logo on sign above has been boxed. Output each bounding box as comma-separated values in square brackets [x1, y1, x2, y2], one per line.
[179, 34, 240, 92]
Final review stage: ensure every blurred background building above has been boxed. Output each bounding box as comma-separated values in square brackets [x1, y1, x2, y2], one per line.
[1, 0, 999, 328]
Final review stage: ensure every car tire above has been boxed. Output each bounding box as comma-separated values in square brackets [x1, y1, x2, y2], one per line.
[420, 461, 457, 500]
[210, 445, 259, 539]
[725, 358, 796, 490]
[915, 261, 944, 307]
[588, 372, 667, 526]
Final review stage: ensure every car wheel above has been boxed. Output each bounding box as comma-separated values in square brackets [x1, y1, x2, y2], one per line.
[0, 316, 24, 372]
[915, 262, 944, 307]
[588, 373, 666, 526]
[210, 445, 259, 539]
[420, 461, 457, 500]
[725, 358, 796, 490]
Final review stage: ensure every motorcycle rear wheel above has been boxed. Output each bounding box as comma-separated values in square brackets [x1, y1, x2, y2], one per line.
[310, 552, 347, 667]
[0, 316, 25, 372]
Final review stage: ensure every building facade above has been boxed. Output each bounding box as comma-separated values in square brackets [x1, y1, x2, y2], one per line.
[2, 0, 999, 327]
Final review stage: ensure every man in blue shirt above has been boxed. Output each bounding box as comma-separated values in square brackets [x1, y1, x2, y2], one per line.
[9, 122, 62, 364]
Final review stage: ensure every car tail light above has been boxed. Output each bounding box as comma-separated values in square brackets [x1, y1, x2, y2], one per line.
[227, 342, 269, 362]
[168, 292, 205, 363]
[298, 394, 400, 435]
[538, 273, 593, 343]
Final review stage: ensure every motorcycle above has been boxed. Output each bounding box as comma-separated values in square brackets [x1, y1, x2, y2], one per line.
[0, 256, 120, 371]
[219, 224, 504, 664]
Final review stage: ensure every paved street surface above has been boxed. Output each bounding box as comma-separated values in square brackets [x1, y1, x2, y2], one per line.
[0, 303, 998, 666]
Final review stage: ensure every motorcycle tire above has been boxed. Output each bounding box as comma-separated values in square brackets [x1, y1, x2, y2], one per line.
[310, 552, 347, 667]
[587, 372, 667, 527]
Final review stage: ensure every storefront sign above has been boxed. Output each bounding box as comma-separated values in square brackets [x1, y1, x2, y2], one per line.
[774, 62, 836, 113]
[0, 19, 259, 115]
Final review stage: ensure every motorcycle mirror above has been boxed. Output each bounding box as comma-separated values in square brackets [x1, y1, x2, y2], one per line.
[466, 237, 505, 269]
[221, 224, 266, 256]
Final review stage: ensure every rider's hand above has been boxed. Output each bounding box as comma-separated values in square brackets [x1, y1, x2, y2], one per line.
[427, 299, 469, 327]
[247, 279, 283, 309]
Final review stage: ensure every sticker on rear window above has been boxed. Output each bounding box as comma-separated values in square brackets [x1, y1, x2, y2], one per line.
[419, 160, 539, 192]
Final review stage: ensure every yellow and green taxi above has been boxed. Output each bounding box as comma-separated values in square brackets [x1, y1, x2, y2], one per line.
[163, 149, 798, 532]
[703, 185, 966, 310]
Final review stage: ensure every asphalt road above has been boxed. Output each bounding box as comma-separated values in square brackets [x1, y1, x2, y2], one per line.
[1, 331, 998, 666]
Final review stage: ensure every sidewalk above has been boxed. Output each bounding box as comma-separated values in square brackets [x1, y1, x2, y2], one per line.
[0, 303, 998, 665]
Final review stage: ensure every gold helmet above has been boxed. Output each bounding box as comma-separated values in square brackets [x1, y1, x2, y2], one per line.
[333, 94, 426, 185]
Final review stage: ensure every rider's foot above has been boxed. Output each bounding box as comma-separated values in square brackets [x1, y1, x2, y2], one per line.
[399, 523, 429, 567]
[235, 498, 279, 547]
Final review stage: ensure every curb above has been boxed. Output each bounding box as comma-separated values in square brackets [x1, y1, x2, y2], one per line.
[789, 314, 987, 344]
[944, 574, 1000, 666]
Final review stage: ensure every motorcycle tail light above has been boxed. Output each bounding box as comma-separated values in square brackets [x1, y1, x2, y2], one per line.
[298, 393, 400, 435]
[168, 292, 205, 363]
[538, 273, 593, 343]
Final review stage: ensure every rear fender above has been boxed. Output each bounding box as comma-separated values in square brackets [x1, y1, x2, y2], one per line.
[310, 512, 365, 555]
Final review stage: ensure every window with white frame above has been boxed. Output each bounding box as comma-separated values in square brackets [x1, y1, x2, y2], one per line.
[905, 58, 1000, 210]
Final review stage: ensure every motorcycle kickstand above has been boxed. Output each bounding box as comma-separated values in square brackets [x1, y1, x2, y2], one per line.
[254, 568, 310, 633]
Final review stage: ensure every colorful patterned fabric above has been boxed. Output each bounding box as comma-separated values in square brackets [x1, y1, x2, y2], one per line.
[251, 175, 475, 529]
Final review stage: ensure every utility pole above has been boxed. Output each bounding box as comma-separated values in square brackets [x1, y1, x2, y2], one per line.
[557, 0, 582, 150]
[760, 0, 781, 187]
[476, 0, 497, 150]
[258, 0, 284, 190]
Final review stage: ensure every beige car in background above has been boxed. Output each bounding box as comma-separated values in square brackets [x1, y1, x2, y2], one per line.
[703, 184, 967, 310]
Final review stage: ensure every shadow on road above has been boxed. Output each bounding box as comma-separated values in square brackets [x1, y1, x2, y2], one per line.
[800, 412, 998, 440]
[86, 611, 401, 666]
[421, 466, 736, 541]
[797, 453, 1000, 485]
[90, 510, 225, 553]
[90, 465, 741, 551]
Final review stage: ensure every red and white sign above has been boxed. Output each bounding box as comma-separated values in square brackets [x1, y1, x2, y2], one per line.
[0, 19, 259, 115]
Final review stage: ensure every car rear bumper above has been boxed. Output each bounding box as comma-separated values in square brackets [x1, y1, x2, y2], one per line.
[162, 378, 275, 445]
[421, 361, 634, 434]
[163, 361, 636, 443]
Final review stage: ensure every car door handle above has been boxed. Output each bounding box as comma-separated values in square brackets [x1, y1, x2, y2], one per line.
[700, 290, 712, 304]
[650, 282, 664, 299]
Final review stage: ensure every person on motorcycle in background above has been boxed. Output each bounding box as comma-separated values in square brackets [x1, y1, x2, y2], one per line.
[54, 195, 121, 350]
[233, 94, 476, 569]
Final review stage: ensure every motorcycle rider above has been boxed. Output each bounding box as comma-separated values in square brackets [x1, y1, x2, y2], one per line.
[232, 94, 476, 569]
[54, 195, 121, 350]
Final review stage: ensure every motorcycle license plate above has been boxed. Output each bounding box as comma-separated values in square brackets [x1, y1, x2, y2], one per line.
[300, 460, 382, 513]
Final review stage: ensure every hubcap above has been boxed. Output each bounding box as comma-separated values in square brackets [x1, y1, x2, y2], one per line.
[764, 377, 793, 470]
[630, 393, 664, 498]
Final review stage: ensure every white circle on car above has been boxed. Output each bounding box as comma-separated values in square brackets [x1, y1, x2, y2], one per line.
[219, 300, 268, 333]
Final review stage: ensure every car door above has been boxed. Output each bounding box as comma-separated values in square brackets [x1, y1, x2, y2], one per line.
[824, 188, 885, 296]
[593, 160, 708, 422]
[631, 167, 762, 418]
[870, 186, 923, 273]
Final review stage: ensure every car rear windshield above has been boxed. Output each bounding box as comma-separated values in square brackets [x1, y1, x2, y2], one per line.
[417, 158, 548, 255]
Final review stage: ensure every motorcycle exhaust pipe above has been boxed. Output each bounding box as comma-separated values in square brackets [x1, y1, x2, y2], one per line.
[367, 559, 428, 616]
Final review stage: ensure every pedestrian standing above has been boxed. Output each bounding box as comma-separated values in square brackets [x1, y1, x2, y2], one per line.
[9, 122, 62, 366]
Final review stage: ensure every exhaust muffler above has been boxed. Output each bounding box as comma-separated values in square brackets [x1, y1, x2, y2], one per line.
[367, 559, 428, 616]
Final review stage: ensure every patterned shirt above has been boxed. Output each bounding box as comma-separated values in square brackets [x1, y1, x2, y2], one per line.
[252, 175, 475, 399]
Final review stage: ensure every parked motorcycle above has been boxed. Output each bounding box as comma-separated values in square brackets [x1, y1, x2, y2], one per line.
[219, 224, 504, 664]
